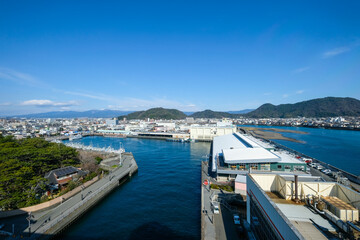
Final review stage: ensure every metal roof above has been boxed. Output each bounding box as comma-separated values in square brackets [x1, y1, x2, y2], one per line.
[222, 148, 280, 164]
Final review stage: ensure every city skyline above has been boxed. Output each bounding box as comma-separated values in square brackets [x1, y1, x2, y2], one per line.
[1, 1, 360, 115]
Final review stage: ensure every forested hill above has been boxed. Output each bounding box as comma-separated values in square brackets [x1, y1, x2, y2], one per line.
[246, 97, 360, 118]
[0, 135, 79, 210]
[190, 110, 235, 118]
[122, 107, 187, 120]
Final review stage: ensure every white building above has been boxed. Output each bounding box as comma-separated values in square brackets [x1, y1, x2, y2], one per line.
[190, 125, 236, 140]
[106, 119, 118, 126]
[211, 132, 307, 181]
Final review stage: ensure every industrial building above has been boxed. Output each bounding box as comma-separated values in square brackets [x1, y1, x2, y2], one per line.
[211, 132, 308, 181]
[190, 125, 236, 141]
[247, 173, 360, 239]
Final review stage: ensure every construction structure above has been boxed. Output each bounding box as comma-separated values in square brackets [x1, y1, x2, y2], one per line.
[247, 173, 360, 239]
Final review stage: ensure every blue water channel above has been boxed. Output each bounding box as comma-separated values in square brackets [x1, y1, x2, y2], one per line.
[60, 137, 210, 240]
[240, 125, 360, 176]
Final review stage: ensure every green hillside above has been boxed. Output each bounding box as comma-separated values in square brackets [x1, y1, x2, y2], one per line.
[246, 97, 360, 118]
[0, 136, 79, 210]
[190, 110, 235, 118]
[122, 107, 187, 120]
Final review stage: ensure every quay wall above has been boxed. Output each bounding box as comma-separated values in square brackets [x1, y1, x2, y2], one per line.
[35, 158, 138, 239]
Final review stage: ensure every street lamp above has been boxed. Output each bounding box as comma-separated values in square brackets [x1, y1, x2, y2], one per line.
[26, 212, 33, 236]
[119, 142, 123, 166]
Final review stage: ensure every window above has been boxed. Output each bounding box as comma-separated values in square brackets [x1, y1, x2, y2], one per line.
[239, 164, 246, 170]
[277, 165, 282, 170]
[260, 163, 270, 171]
[250, 163, 258, 170]
[284, 165, 291, 172]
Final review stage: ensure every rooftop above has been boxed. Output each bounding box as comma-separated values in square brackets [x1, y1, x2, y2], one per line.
[223, 147, 280, 164]
[249, 173, 360, 239]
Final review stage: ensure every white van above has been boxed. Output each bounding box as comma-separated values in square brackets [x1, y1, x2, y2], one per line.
[211, 202, 220, 214]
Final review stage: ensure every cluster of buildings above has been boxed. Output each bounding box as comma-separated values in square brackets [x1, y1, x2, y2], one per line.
[0, 117, 237, 141]
[1, 115, 359, 142]
[236, 116, 360, 129]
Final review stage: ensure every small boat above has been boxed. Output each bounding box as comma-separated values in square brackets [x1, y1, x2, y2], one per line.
[69, 134, 83, 141]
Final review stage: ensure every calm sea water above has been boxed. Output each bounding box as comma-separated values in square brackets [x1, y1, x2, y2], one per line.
[240, 125, 360, 176]
[60, 137, 210, 240]
[60, 127, 360, 239]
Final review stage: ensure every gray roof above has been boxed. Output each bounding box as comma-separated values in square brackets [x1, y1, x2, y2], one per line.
[45, 166, 86, 185]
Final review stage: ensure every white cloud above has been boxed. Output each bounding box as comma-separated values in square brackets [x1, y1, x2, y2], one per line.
[21, 99, 79, 107]
[322, 47, 350, 58]
[293, 67, 310, 74]
[296, 90, 304, 94]
[64, 91, 114, 101]
[282, 94, 289, 98]
[263, 92, 272, 96]
[0, 102, 12, 106]
[0, 68, 45, 87]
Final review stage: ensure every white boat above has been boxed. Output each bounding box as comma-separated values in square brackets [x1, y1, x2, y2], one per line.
[69, 134, 83, 141]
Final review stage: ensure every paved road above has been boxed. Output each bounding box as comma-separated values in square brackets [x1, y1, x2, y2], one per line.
[0, 154, 135, 238]
[201, 161, 216, 240]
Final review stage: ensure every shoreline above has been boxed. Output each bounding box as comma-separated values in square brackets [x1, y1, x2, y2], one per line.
[239, 124, 360, 132]
[240, 127, 305, 143]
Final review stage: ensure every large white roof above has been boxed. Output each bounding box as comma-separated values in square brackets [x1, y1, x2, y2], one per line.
[222, 147, 280, 164]
[212, 133, 248, 172]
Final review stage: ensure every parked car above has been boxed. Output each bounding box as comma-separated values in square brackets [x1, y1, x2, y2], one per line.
[322, 169, 332, 175]
[233, 215, 241, 225]
[309, 163, 317, 168]
[211, 202, 220, 214]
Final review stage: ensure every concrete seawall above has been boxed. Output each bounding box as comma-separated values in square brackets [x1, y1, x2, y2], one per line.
[18, 154, 139, 240]
[36, 159, 138, 239]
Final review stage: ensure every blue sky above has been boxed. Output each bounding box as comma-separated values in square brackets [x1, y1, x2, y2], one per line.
[1, 1, 360, 115]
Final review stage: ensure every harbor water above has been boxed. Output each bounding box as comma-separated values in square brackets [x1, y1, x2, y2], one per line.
[60, 127, 360, 239]
[59, 137, 210, 240]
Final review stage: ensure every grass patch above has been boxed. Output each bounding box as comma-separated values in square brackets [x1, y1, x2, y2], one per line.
[210, 184, 234, 192]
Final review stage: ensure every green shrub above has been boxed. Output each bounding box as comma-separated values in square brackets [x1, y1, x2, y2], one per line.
[95, 156, 103, 164]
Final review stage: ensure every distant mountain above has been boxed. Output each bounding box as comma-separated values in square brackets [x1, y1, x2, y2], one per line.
[246, 97, 360, 118]
[122, 107, 187, 120]
[227, 109, 254, 114]
[11, 110, 133, 118]
[190, 110, 235, 118]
